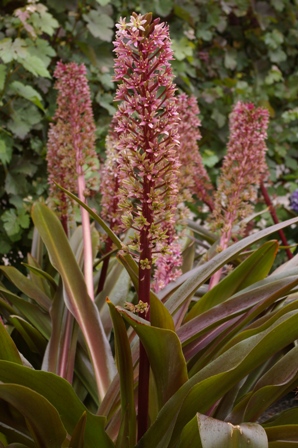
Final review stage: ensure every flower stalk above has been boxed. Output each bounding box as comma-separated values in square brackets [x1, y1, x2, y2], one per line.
[176, 93, 214, 210]
[260, 181, 293, 260]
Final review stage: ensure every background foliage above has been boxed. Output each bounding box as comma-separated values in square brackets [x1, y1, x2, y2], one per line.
[1, 0, 298, 264]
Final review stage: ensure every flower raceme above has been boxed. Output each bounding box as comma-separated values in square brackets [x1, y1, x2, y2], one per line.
[47, 62, 100, 300]
[209, 101, 269, 288]
[113, 13, 181, 281]
[47, 62, 99, 223]
[176, 93, 214, 210]
[211, 101, 269, 245]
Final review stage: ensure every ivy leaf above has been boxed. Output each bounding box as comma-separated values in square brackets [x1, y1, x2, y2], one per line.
[4, 173, 29, 196]
[96, 92, 116, 115]
[0, 38, 27, 63]
[171, 38, 194, 61]
[0, 139, 12, 165]
[11, 158, 38, 177]
[282, 108, 298, 123]
[211, 109, 226, 128]
[9, 81, 44, 110]
[83, 10, 114, 42]
[1, 207, 30, 238]
[0, 39, 14, 63]
[30, 9, 59, 36]
[265, 66, 283, 85]
[0, 64, 6, 90]
[18, 54, 51, 78]
[202, 149, 220, 168]
[0, 239, 11, 255]
[224, 49, 237, 70]
[7, 104, 42, 139]
[18, 208, 30, 230]
[196, 27, 213, 41]
[2, 210, 21, 237]
[264, 29, 284, 49]
[26, 38, 56, 68]
[268, 48, 287, 63]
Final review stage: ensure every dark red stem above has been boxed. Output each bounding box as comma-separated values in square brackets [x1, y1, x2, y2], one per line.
[137, 176, 152, 440]
[260, 181, 293, 260]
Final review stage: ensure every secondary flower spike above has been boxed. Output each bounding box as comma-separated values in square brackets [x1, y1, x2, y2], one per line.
[211, 101, 269, 242]
[209, 101, 269, 288]
[176, 93, 214, 210]
[47, 62, 99, 222]
[113, 12, 181, 274]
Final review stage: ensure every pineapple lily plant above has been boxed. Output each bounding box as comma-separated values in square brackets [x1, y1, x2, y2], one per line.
[0, 12, 298, 448]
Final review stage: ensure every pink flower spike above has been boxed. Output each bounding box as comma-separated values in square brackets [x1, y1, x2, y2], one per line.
[176, 93, 214, 209]
[209, 101, 269, 289]
[113, 12, 181, 270]
[47, 62, 99, 219]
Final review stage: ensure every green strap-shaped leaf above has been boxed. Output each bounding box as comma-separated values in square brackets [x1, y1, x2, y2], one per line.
[186, 241, 279, 320]
[227, 344, 298, 423]
[5, 443, 31, 447]
[68, 412, 87, 448]
[265, 425, 298, 442]
[179, 270, 298, 349]
[0, 266, 51, 310]
[0, 361, 115, 448]
[24, 255, 57, 296]
[0, 383, 67, 448]
[97, 260, 131, 335]
[262, 406, 298, 445]
[136, 310, 298, 447]
[0, 285, 51, 340]
[179, 414, 268, 448]
[108, 301, 136, 448]
[118, 307, 188, 409]
[263, 408, 298, 426]
[166, 217, 298, 318]
[9, 315, 47, 354]
[0, 320, 22, 364]
[187, 274, 298, 376]
[31, 202, 116, 402]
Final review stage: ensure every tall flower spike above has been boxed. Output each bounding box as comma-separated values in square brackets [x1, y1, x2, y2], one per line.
[113, 12, 180, 438]
[47, 61, 99, 302]
[113, 12, 180, 275]
[209, 101, 269, 288]
[47, 62, 99, 225]
[176, 93, 214, 210]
